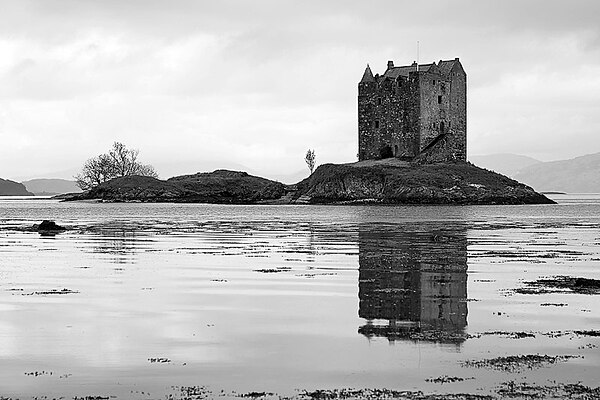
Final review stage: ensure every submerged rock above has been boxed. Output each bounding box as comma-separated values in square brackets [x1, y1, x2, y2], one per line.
[36, 220, 66, 231]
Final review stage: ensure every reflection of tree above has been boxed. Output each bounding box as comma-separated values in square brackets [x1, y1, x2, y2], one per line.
[358, 222, 468, 345]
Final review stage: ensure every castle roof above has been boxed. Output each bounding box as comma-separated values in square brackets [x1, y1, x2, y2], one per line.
[381, 59, 462, 79]
[437, 59, 460, 76]
[360, 64, 375, 83]
[383, 63, 433, 79]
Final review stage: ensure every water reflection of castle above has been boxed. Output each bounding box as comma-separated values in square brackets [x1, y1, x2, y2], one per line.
[358, 223, 467, 344]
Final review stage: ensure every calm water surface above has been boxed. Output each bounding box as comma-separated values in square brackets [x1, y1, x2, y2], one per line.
[0, 195, 599, 398]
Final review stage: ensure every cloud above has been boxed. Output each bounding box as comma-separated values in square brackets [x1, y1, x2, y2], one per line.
[1, 1, 600, 180]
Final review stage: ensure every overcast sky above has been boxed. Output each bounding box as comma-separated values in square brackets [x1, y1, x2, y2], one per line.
[1, 0, 599, 181]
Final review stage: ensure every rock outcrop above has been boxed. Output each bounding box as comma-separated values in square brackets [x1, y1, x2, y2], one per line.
[36, 220, 66, 231]
[65, 170, 286, 204]
[293, 159, 554, 205]
[0, 178, 33, 196]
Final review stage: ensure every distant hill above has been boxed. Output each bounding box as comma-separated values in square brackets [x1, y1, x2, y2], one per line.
[469, 153, 541, 177]
[21, 178, 82, 195]
[514, 153, 600, 193]
[0, 178, 33, 196]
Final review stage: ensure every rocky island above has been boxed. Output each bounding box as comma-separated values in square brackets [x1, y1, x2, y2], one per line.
[64, 58, 554, 206]
[65, 170, 286, 204]
[295, 159, 553, 205]
[64, 160, 554, 205]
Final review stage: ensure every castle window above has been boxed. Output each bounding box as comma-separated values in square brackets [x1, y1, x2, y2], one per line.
[375, 120, 380, 129]
[440, 121, 445, 133]
[438, 95, 442, 104]
[432, 80, 436, 85]
[377, 98, 382, 105]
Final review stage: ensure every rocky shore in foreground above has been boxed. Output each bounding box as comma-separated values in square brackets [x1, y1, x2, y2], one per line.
[64, 160, 554, 205]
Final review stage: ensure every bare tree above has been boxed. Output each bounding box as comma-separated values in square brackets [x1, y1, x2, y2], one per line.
[305, 149, 316, 175]
[75, 142, 158, 190]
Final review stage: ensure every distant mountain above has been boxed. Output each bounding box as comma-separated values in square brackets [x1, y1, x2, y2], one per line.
[469, 153, 542, 177]
[0, 178, 33, 196]
[21, 178, 82, 195]
[514, 152, 600, 193]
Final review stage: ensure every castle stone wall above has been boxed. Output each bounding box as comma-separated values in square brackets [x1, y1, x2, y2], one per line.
[358, 59, 466, 163]
[358, 76, 420, 160]
[418, 70, 451, 153]
[448, 63, 467, 161]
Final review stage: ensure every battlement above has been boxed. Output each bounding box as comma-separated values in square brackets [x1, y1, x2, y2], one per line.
[358, 58, 466, 162]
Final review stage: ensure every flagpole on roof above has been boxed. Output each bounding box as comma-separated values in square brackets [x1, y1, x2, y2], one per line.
[416, 41, 420, 72]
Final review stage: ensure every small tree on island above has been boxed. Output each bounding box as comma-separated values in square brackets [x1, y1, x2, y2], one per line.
[75, 142, 158, 190]
[305, 149, 316, 175]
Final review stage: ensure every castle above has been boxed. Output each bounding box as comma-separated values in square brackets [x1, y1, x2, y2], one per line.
[358, 58, 466, 162]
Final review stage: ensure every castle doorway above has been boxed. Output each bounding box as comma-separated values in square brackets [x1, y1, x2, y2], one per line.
[379, 145, 393, 159]
[394, 145, 398, 156]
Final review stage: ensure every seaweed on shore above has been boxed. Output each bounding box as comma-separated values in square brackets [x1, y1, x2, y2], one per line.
[3, 382, 599, 400]
[513, 276, 600, 295]
[296, 389, 492, 400]
[253, 266, 292, 273]
[496, 381, 600, 399]
[574, 330, 600, 337]
[462, 354, 581, 373]
[358, 326, 468, 344]
[478, 331, 536, 339]
[426, 376, 474, 384]
[22, 288, 79, 296]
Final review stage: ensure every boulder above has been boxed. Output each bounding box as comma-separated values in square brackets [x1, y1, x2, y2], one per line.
[36, 220, 66, 231]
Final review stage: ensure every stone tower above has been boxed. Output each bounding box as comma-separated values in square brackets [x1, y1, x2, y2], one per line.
[358, 58, 466, 162]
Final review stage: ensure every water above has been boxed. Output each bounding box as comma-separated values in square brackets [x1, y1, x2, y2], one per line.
[0, 197, 599, 398]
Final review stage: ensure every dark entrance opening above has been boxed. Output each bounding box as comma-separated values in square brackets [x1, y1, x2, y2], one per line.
[394, 145, 398, 156]
[379, 145, 394, 159]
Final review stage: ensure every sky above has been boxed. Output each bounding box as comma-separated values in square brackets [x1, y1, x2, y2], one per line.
[1, 0, 599, 181]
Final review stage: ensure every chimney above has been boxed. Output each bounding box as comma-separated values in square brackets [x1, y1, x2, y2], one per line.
[387, 60, 394, 70]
